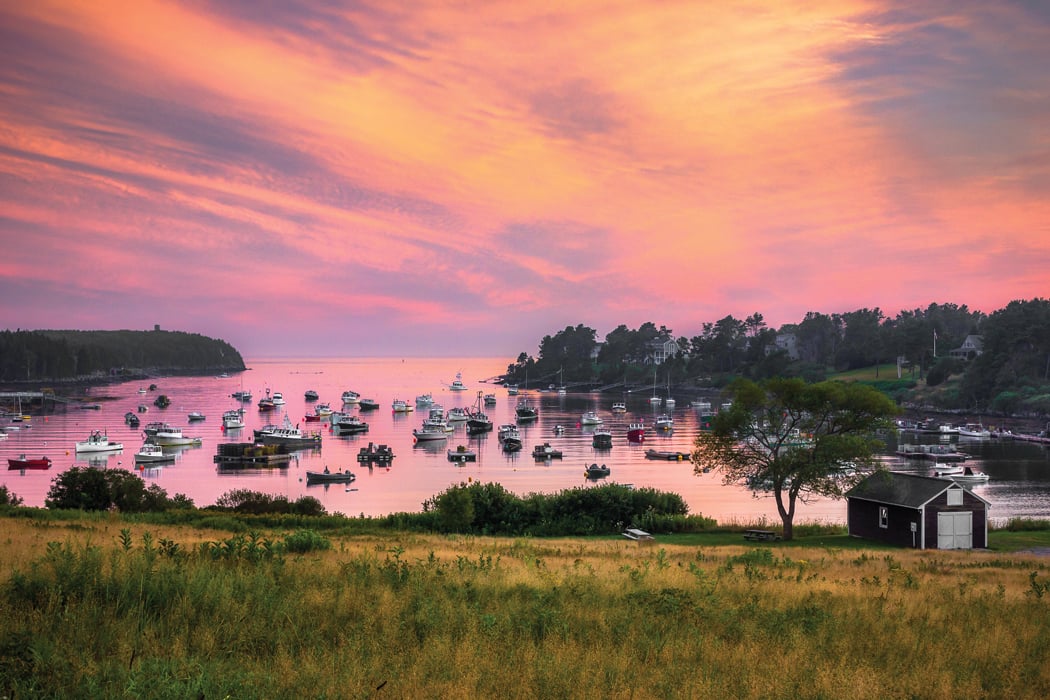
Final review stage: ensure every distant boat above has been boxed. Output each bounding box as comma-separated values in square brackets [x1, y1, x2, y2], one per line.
[8, 454, 51, 470]
[342, 390, 361, 405]
[358, 398, 380, 411]
[187, 411, 206, 422]
[391, 399, 413, 413]
[222, 409, 245, 430]
[580, 411, 603, 426]
[532, 442, 563, 460]
[134, 441, 174, 464]
[654, 414, 674, 431]
[304, 390, 319, 401]
[449, 372, 467, 391]
[627, 422, 645, 443]
[75, 430, 123, 453]
[448, 445, 477, 462]
[412, 423, 448, 442]
[271, 392, 285, 406]
[515, 399, 538, 421]
[152, 426, 203, 447]
[584, 463, 610, 479]
[611, 402, 627, 413]
[592, 429, 613, 448]
[306, 468, 356, 484]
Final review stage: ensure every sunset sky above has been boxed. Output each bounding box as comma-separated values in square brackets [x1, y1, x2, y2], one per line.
[1, 1, 1048, 359]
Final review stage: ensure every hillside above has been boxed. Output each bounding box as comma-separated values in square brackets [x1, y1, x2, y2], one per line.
[0, 329, 246, 383]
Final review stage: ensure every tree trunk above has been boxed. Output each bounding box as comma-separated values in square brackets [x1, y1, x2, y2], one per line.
[773, 487, 797, 541]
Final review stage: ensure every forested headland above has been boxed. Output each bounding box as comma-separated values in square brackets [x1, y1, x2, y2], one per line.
[503, 298, 1050, 417]
[0, 329, 246, 383]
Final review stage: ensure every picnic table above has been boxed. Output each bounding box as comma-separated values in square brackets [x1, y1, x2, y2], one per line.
[623, 528, 654, 542]
[743, 529, 781, 542]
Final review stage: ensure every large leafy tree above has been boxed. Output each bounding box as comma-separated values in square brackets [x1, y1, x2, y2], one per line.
[692, 378, 897, 539]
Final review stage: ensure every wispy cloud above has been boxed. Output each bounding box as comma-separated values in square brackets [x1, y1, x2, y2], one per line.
[1, 0, 1047, 356]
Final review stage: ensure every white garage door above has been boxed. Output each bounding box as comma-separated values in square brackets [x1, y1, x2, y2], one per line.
[937, 511, 973, 550]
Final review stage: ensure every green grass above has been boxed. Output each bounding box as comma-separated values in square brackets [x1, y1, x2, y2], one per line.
[3, 519, 1050, 698]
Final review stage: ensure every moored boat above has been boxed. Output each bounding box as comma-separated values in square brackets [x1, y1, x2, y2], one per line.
[333, 415, 369, 434]
[580, 411, 602, 426]
[152, 426, 204, 447]
[358, 398, 380, 410]
[75, 430, 123, 453]
[645, 448, 690, 461]
[134, 441, 175, 464]
[611, 402, 627, 413]
[532, 442, 563, 460]
[413, 422, 448, 442]
[255, 416, 321, 447]
[592, 429, 613, 448]
[342, 390, 361, 405]
[357, 442, 394, 464]
[447, 445, 477, 462]
[187, 411, 206, 422]
[222, 409, 245, 429]
[627, 422, 645, 443]
[304, 390, 319, 401]
[515, 399, 538, 421]
[8, 454, 51, 470]
[584, 463, 610, 478]
[654, 414, 674, 431]
[306, 468, 356, 484]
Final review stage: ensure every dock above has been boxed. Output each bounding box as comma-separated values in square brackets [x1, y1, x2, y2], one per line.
[895, 444, 969, 462]
[213, 442, 292, 468]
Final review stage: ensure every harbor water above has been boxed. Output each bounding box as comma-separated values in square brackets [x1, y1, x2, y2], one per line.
[2, 357, 1049, 525]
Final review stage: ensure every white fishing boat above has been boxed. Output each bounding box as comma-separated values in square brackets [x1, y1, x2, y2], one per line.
[75, 430, 123, 453]
[271, 392, 286, 406]
[654, 414, 674, 431]
[449, 372, 467, 391]
[134, 441, 174, 464]
[152, 426, 203, 447]
[611, 402, 627, 413]
[412, 422, 448, 442]
[222, 409, 245, 429]
[580, 411, 603, 426]
[342, 390, 361, 405]
[391, 399, 413, 413]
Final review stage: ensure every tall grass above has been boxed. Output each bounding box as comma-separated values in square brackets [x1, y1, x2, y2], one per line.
[2, 520, 1049, 698]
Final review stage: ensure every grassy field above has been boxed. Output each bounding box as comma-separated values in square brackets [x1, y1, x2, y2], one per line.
[2, 516, 1050, 698]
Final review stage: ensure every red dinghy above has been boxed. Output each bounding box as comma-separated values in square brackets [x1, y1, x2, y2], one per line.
[8, 454, 52, 470]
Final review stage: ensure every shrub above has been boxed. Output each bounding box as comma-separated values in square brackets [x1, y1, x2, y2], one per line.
[282, 529, 332, 553]
[0, 484, 23, 507]
[44, 467, 181, 512]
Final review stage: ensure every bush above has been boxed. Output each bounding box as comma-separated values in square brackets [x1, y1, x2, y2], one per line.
[0, 484, 23, 507]
[44, 467, 183, 512]
[282, 529, 332, 553]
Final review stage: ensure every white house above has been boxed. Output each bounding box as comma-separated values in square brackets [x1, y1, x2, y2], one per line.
[949, 335, 984, 361]
[646, 336, 679, 365]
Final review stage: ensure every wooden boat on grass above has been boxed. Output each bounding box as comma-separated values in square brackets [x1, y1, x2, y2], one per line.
[306, 468, 356, 484]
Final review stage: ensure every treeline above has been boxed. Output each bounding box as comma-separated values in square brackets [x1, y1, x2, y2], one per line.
[0, 329, 246, 382]
[504, 299, 1050, 415]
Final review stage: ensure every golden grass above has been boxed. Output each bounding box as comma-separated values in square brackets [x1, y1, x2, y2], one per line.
[1, 520, 1049, 698]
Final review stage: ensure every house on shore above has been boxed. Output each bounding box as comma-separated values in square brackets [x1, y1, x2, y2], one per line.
[846, 471, 989, 550]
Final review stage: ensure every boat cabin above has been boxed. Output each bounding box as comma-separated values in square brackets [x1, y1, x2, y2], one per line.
[846, 471, 989, 550]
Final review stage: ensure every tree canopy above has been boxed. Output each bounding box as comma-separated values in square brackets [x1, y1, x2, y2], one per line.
[692, 377, 898, 539]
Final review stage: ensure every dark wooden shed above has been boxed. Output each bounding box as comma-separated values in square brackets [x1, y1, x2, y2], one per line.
[846, 471, 989, 550]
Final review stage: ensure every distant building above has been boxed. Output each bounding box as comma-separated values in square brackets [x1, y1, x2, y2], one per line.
[645, 336, 679, 365]
[768, 332, 799, 360]
[949, 335, 984, 361]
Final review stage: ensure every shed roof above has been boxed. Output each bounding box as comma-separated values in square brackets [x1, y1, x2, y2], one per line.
[846, 471, 989, 509]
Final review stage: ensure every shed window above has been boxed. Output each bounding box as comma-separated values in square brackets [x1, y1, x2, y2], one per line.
[879, 506, 888, 529]
[947, 489, 963, 506]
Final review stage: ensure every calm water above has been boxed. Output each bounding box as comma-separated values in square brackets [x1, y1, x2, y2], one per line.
[3, 357, 1049, 524]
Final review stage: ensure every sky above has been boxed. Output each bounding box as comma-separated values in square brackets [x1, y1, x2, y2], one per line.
[1, 1, 1048, 359]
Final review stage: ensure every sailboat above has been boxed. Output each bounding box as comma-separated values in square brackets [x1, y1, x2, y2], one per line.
[664, 371, 676, 408]
[649, 366, 661, 405]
